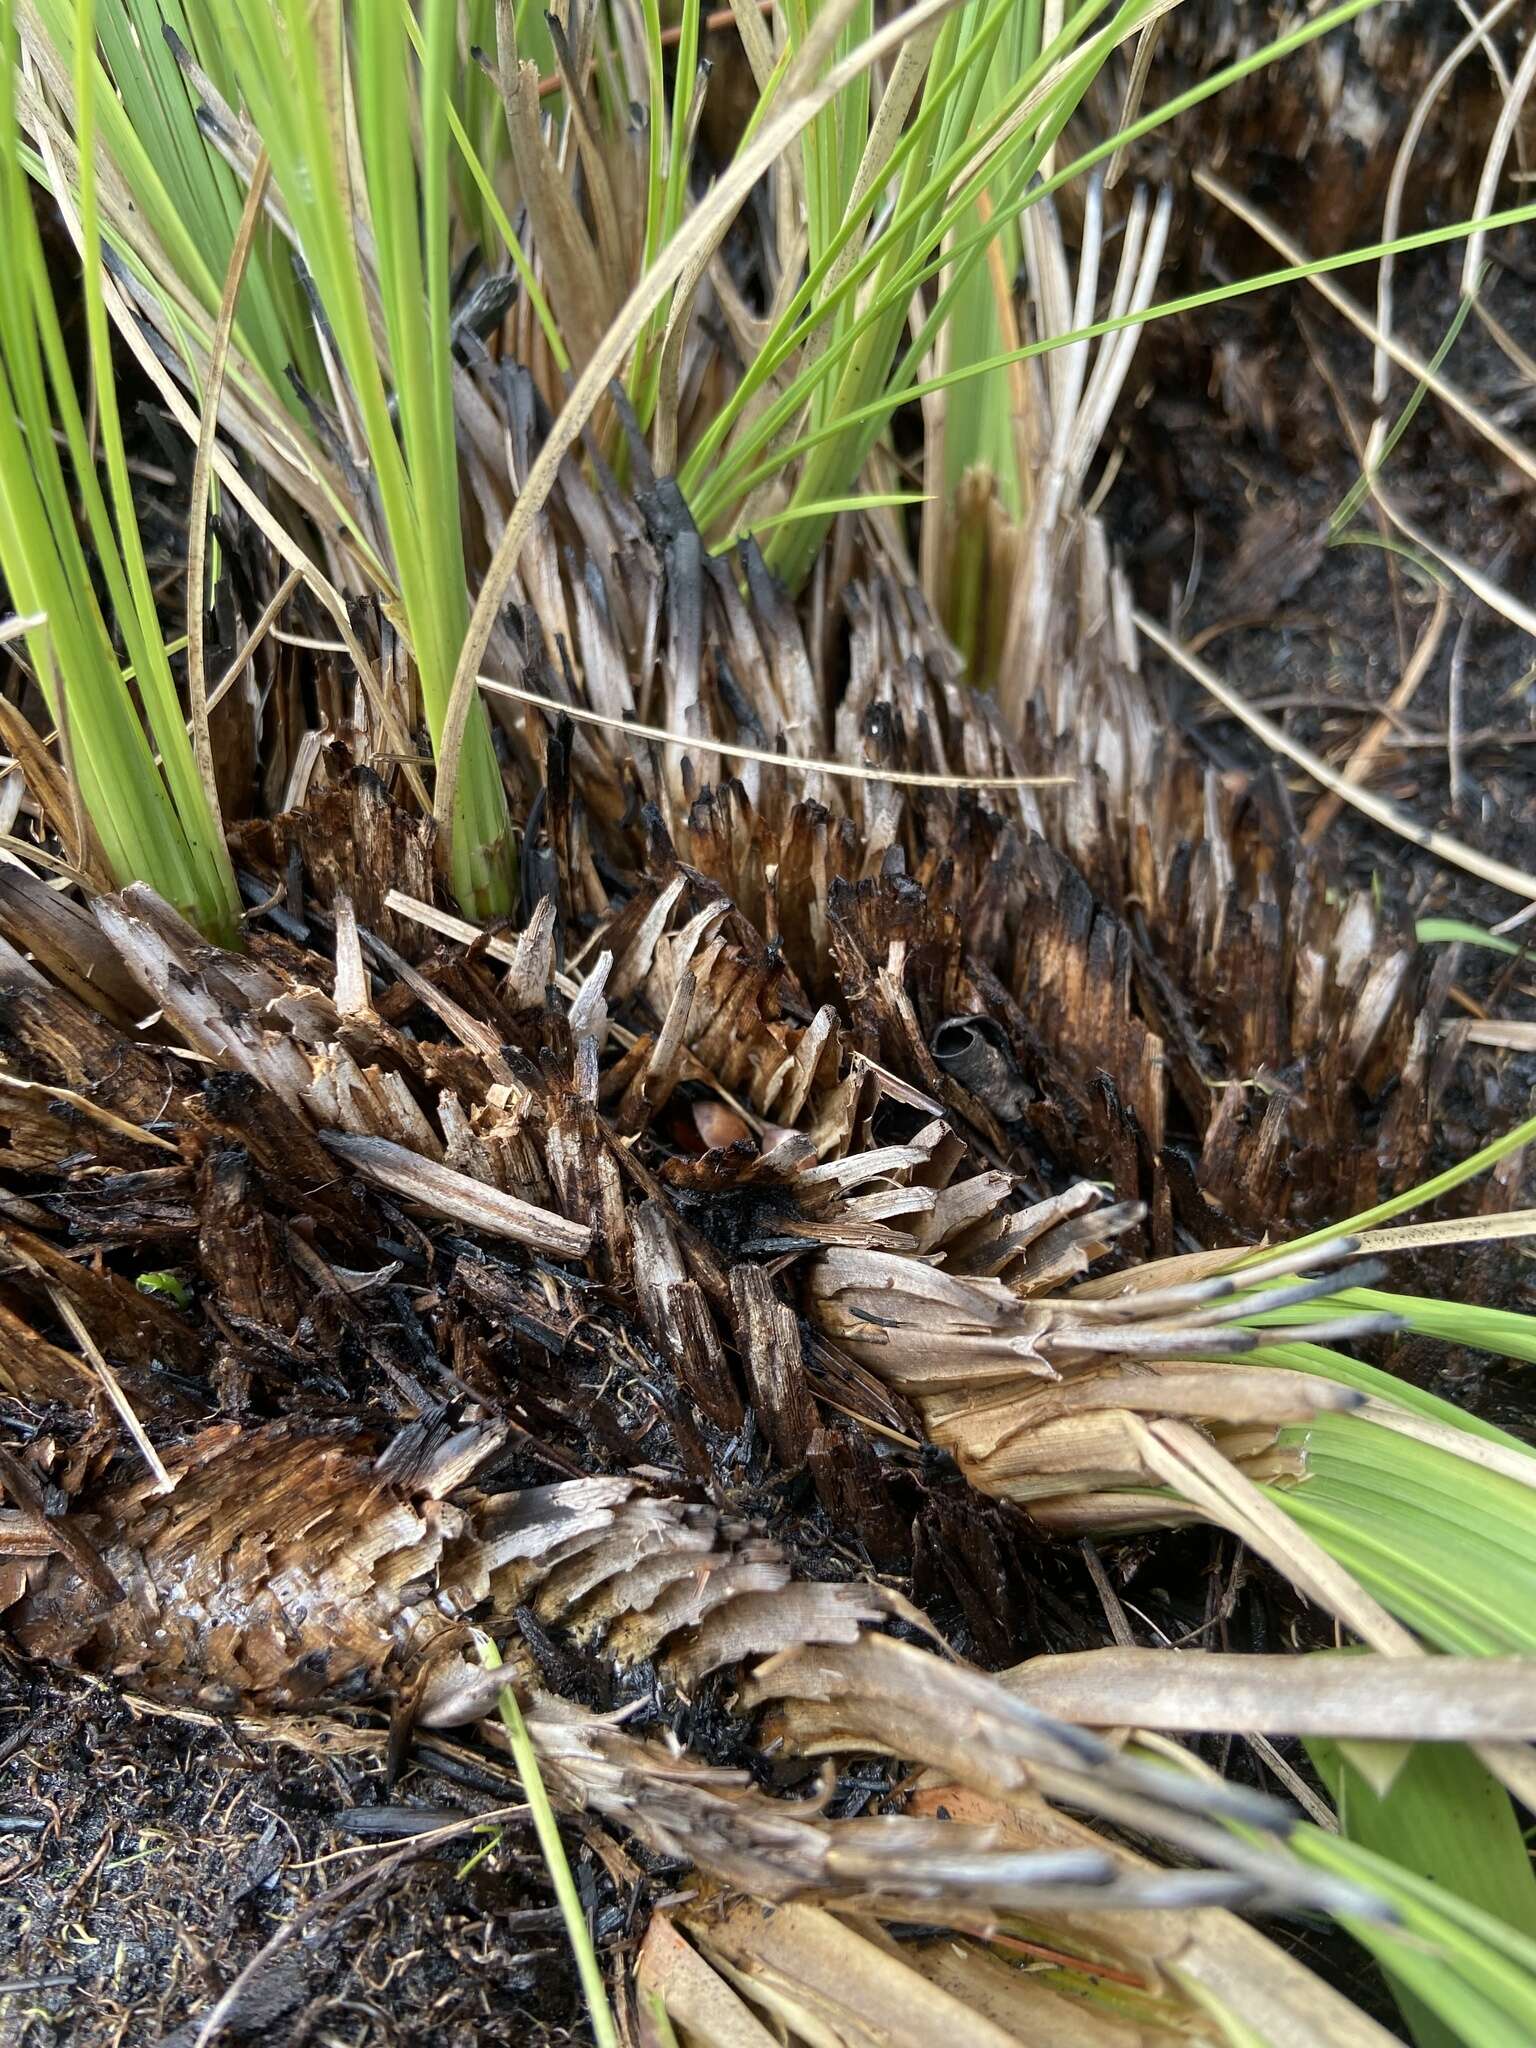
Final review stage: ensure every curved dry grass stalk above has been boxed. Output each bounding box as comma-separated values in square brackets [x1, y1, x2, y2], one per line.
[475, 671, 1074, 788]
[1461, 12, 1536, 295]
[1302, 580, 1452, 844]
[1358, 469, 1536, 643]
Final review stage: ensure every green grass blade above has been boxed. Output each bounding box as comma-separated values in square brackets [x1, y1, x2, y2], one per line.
[478, 1637, 619, 2048]
[1251, 1289, 1536, 1367]
[1417, 917, 1526, 957]
[1264, 1414, 1536, 1654]
[1244, 1340, 1529, 1449]
[1311, 1736, 1536, 1948]
[394, 0, 566, 366]
[1332, 283, 1480, 535]
[719, 487, 929, 547]
[73, 0, 236, 922]
[1292, 1825, 1536, 2048]
[1245, 1107, 1536, 1264]
[678, 0, 1057, 502]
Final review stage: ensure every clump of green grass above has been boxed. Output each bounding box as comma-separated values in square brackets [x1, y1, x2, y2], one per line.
[217, 0, 516, 919]
[673, 0, 1404, 581]
[0, 0, 240, 940]
[15, 0, 1536, 932]
[9, 0, 520, 925]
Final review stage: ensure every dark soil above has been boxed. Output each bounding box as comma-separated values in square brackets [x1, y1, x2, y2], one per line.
[1118, 243, 1536, 928]
[0, 1657, 622, 2046]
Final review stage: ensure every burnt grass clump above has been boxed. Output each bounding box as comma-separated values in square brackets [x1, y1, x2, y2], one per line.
[2, 9, 1535, 2046]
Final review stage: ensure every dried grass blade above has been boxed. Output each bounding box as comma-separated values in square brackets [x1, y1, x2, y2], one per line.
[1353, 1212, 1536, 1256]
[1372, 0, 1521, 405]
[475, 671, 1069, 787]
[495, 39, 608, 365]
[1461, 21, 1536, 294]
[320, 1130, 592, 1259]
[0, 1072, 178, 1154]
[1304, 582, 1451, 843]
[636, 1916, 780, 2048]
[206, 562, 303, 719]
[47, 1286, 171, 1492]
[1195, 165, 1536, 489]
[1003, 1648, 1536, 1741]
